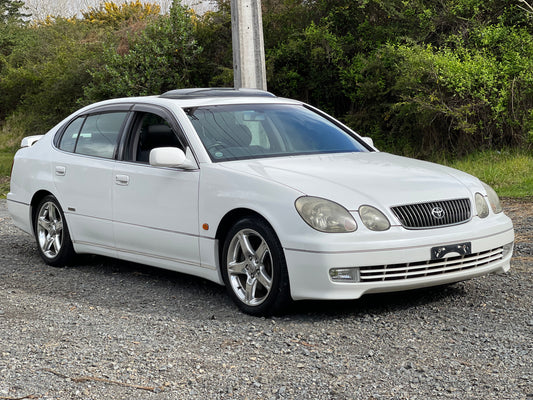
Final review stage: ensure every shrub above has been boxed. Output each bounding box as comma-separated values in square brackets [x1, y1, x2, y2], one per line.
[82, 0, 200, 102]
[82, 0, 161, 27]
[0, 17, 106, 139]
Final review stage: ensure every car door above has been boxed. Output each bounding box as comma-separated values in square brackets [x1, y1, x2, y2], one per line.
[53, 108, 130, 252]
[112, 105, 201, 273]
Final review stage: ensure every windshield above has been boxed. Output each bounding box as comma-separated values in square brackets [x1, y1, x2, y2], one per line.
[185, 104, 369, 162]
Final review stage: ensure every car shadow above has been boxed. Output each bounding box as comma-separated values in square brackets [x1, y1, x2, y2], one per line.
[67, 253, 466, 320]
[284, 284, 467, 320]
[6, 238, 468, 321]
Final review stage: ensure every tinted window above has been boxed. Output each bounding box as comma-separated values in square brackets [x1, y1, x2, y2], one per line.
[75, 112, 128, 158]
[186, 104, 368, 162]
[59, 117, 84, 152]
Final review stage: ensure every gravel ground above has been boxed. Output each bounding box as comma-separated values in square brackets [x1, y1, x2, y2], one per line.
[0, 198, 531, 400]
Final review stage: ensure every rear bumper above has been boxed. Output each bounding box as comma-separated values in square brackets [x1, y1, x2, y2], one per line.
[6, 197, 33, 235]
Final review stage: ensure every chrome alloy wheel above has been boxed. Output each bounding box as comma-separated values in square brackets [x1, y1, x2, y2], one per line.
[226, 228, 274, 306]
[36, 201, 64, 259]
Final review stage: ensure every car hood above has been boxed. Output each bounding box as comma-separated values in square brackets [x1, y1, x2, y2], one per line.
[219, 152, 480, 209]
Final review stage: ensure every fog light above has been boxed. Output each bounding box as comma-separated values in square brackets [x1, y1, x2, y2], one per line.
[329, 268, 360, 282]
[503, 242, 514, 258]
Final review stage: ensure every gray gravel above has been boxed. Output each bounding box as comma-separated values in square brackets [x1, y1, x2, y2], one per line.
[0, 198, 531, 400]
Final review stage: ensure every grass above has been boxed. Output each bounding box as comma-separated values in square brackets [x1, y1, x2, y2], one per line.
[0, 148, 531, 199]
[443, 149, 533, 198]
[0, 151, 14, 198]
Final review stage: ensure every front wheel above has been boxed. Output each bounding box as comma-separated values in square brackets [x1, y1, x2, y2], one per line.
[34, 195, 75, 267]
[221, 217, 291, 316]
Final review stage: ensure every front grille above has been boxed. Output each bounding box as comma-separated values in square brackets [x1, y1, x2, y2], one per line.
[391, 198, 471, 229]
[359, 247, 504, 282]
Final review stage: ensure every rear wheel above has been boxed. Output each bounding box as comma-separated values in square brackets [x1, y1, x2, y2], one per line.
[221, 217, 291, 316]
[34, 195, 75, 267]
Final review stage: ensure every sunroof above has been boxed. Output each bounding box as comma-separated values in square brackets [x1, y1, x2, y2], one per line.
[160, 88, 276, 99]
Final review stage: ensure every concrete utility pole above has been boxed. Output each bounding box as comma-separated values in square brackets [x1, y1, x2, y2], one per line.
[231, 0, 267, 90]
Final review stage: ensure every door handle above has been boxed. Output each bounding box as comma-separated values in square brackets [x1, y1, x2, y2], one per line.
[115, 174, 130, 186]
[55, 166, 66, 176]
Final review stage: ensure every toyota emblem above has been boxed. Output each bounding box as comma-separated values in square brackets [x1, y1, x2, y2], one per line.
[431, 206, 445, 219]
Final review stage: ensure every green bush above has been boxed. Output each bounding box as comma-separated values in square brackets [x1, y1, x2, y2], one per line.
[82, 1, 200, 102]
[267, 22, 346, 115]
[82, 0, 161, 27]
[1, 0, 533, 160]
[0, 17, 107, 139]
[192, 2, 233, 87]
[339, 23, 533, 157]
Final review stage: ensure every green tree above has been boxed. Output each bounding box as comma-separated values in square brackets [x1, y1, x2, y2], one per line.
[267, 22, 345, 114]
[0, 17, 107, 148]
[0, 0, 28, 23]
[1, 0, 532, 156]
[264, 0, 533, 155]
[83, 0, 200, 102]
[192, 2, 234, 87]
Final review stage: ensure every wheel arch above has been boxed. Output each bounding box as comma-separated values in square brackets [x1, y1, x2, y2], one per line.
[215, 208, 276, 261]
[30, 190, 55, 234]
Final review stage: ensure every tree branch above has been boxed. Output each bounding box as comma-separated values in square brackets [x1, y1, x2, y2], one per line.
[517, 0, 533, 14]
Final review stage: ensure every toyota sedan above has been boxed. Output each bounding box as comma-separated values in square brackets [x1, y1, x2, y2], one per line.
[7, 88, 514, 315]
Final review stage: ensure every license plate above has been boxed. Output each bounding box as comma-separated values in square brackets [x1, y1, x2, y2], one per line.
[431, 242, 471, 260]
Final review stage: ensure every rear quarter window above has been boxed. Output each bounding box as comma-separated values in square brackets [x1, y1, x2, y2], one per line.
[58, 117, 84, 152]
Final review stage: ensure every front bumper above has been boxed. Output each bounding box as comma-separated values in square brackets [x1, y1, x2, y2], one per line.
[284, 216, 514, 301]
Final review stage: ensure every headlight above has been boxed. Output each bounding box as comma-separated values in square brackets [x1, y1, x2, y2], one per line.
[475, 193, 489, 218]
[359, 205, 391, 231]
[482, 182, 503, 214]
[295, 197, 357, 233]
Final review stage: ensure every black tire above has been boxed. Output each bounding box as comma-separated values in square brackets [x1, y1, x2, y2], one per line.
[221, 216, 291, 316]
[34, 195, 75, 267]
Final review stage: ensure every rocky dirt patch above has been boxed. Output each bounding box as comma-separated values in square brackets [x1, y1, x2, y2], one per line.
[0, 199, 531, 400]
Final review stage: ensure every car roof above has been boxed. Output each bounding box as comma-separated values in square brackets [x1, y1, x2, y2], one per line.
[80, 88, 302, 112]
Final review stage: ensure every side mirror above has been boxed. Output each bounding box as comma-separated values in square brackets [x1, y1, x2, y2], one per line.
[149, 147, 196, 169]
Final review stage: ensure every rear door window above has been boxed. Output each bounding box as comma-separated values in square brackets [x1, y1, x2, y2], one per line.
[75, 112, 128, 159]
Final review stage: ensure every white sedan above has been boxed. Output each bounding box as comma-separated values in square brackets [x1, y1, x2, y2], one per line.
[7, 88, 514, 315]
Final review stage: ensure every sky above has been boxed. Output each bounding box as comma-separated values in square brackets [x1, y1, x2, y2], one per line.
[22, 0, 215, 20]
